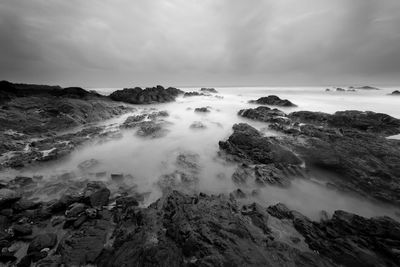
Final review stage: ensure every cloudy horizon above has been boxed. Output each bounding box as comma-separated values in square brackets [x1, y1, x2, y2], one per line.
[1, 0, 400, 88]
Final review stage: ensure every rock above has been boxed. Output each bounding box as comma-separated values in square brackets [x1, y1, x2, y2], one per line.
[200, 88, 218, 93]
[147, 110, 169, 120]
[120, 114, 146, 128]
[12, 199, 40, 212]
[65, 203, 86, 218]
[27, 233, 57, 253]
[183, 91, 205, 97]
[194, 107, 210, 112]
[336, 87, 345, 91]
[353, 85, 380, 90]
[0, 189, 21, 208]
[219, 123, 302, 165]
[98, 191, 335, 267]
[8, 176, 35, 188]
[85, 208, 98, 219]
[249, 95, 297, 107]
[325, 88, 330, 92]
[78, 159, 99, 170]
[391, 90, 400, 95]
[12, 223, 33, 237]
[58, 218, 111, 266]
[0, 251, 16, 263]
[111, 173, 124, 182]
[254, 164, 292, 187]
[135, 121, 169, 138]
[110, 86, 183, 104]
[238, 106, 289, 124]
[189, 121, 206, 129]
[83, 181, 110, 208]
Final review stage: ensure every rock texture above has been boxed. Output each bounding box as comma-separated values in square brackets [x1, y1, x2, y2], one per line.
[391, 90, 400, 95]
[249, 95, 297, 107]
[235, 107, 400, 205]
[110, 85, 183, 104]
[200, 87, 218, 93]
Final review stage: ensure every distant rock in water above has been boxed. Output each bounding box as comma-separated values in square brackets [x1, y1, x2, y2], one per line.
[200, 87, 218, 93]
[391, 90, 400, 95]
[335, 87, 345, 92]
[238, 106, 289, 124]
[194, 107, 210, 112]
[351, 85, 380, 90]
[183, 91, 206, 97]
[110, 85, 183, 104]
[249, 95, 297, 107]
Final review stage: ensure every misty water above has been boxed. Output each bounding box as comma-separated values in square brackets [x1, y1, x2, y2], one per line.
[3, 86, 400, 221]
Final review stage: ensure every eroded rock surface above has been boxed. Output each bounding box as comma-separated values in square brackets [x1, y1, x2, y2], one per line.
[249, 95, 297, 107]
[110, 86, 183, 104]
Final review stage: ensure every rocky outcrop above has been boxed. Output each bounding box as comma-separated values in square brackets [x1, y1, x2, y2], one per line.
[110, 85, 183, 104]
[200, 87, 218, 93]
[249, 95, 297, 107]
[183, 91, 206, 97]
[219, 123, 302, 165]
[268, 203, 400, 267]
[194, 107, 210, 113]
[98, 190, 336, 267]
[238, 106, 289, 124]
[391, 90, 400, 95]
[350, 85, 380, 90]
[223, 108, 400, 204]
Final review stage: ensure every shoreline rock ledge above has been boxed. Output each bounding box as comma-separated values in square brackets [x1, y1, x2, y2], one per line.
[110, 85, 183, 104]
[249, 95, 297, 107]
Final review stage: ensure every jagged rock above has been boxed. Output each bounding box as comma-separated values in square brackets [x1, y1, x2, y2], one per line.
[12, 223, 33, 236]
[120, 114, 146, 128]
[28, 233, 57, 254]
[0, 189, 21, 208]
[194, 107, 210, 113]
[83, 181, 110, 208]
[249, 95, 297, 107]
[238, 106, 289, 124]
[135, 121, 169, 138]
[200, 88, 218, 93]
[99, 191, 335, 267]
[183, 91, 205, 97]
[110, 86, 183, 104]
[219, 123, 302, 165]
[57, 217, 112, 266]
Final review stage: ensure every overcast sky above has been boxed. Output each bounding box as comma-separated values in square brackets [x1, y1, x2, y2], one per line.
[1, 0, 400, 87]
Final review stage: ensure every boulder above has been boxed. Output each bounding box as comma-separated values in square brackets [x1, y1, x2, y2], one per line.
[238, 106, 289, 124]
[249, 95, 297, 107]
[27, 233, 57, 253]
[194, 107, 210, 113]
[391, 90, 400, 95]
[110, 86, 183, 104]
[83, 181, 110, 208]
[200, 88, 218, 93]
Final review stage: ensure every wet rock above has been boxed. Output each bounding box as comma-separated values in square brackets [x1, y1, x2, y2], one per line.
[12, 223, 33, 237]
[110, 86, 183, 104]
[0, 189, 21, 208]
[336, 87, 345, 91]
[120, 114, 146, 128]
[183, 91, 205, 97]
[12, 199, 41, 212]
[189, 121, 206, 129]
[83, 181, 110, 208]
[8, 176, 35, 188]
[200, 88, 218, 93]
[78, 158, 99, 170]
[194, 107, 210, 112]
[254, 164, 292, 187]
[238, 106, 289, 124]
[135, 121, 169, 138]
[99, 191, 335, 267]
[219, 123, 302, 165]
[147, 110, 169, 120]
[249, 95, 297, 107]
[57, 218, 111, 266]
[85, 208, 98, 219]
[66, 203, 86, 218]
[0, 251, 16, 263]
[28, 233, 57, 253]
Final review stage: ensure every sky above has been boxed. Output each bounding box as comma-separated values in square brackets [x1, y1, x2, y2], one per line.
[0, 0, 400, 87]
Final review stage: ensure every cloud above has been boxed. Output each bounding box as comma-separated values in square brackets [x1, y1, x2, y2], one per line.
[0, 0, 399, 86]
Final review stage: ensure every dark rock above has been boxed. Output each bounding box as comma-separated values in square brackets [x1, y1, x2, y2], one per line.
[135, 121, 169, 138]
[219, 123, 302, 165]
[99, 191, 335, 267]
[12, 199, 41, 212]
[120, 114, 146, 128]
[111, 173, 124, 182]
[391, 90, 400, 95]
[238, 106, 289, 124]
[254, 164, 292, 187]
[194, 107, 210, 112]
[354, 85, 380, 90]
[200, 88, 218, 93]
[249, 95, 297, 107]
[183, 91, 205, 97]
[336, 87, 345, 91]
[12, 223, 33, 236]
[85, 208, 98, 219]
[57, 218, 111, 266]
[66, 203, 86, 218]
[110, 86, 183, 104]
[83, 181, 110, 208]
[0, 189, 21, 208]
[28, 233, 57, 253]
[0, 251, 16, 263]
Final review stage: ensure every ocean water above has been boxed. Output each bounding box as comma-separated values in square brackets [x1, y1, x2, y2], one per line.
[4, 86, 400, 220]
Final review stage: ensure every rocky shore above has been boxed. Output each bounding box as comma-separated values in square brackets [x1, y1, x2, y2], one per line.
[1, 82, 400, 266]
